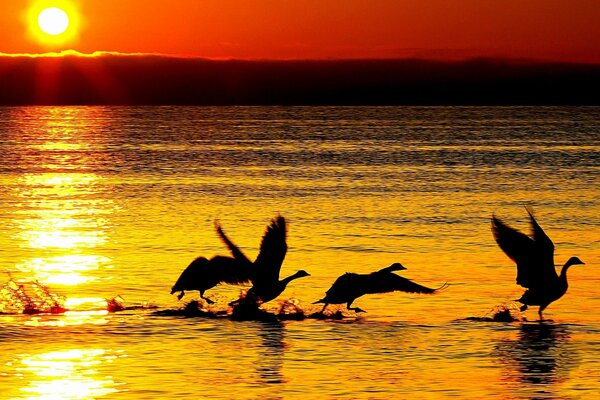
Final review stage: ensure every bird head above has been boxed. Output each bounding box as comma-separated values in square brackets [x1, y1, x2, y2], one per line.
[294, 270, 311, 278]
[388, 262, 407, 271]
[566, 256, 585, 267]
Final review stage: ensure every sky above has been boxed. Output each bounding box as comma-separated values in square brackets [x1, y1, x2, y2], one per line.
[0, 0, 599, 62]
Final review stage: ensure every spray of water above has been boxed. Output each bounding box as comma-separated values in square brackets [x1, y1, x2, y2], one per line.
[0, 278, 66, 315]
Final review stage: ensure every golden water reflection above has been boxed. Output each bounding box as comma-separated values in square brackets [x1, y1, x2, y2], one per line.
[257, 322, 286, 385]
[23, 310, 110, 327]
[17, 349, 118, 399]
[16, 255, 110, 286]
[494, 323, 581, 398]
[10, 108, 114, 307]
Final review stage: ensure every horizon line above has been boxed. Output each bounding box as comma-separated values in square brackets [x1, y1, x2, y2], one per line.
[1, 50, 600, 66]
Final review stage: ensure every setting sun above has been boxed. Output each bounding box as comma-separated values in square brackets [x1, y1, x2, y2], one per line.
[0, 1, 598, 400]
[26, 0, 80, 47]
[38, 7, 69, 36]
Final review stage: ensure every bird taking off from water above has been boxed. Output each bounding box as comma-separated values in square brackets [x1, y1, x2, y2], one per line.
[217, 215, 310, 304]
[491, 207, 585, 319]
[314, 263, 446, 314]
[170, 255, 252, 303]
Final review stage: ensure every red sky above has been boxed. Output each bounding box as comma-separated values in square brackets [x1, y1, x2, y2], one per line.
[1, 0, 599, 62]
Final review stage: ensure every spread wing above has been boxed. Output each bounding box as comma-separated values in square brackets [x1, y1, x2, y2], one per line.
[491, 210, 557, 289]
[525, 207, 556, 272]
[253, 215, 288, 284]
[214, 220, 253, 265]
[209, 256, 253, 285]
[325, 273, 365, 299]
[365, 273, 438, 294]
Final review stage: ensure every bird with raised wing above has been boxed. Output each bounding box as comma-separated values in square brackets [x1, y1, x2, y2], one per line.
[314, 263, 446, 314]
[217, 215, 310, 304]
[170, 254, 253, 303]
[491, 207, 585, 319]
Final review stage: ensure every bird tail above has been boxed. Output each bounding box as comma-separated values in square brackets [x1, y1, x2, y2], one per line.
[313, 298, 325, 304]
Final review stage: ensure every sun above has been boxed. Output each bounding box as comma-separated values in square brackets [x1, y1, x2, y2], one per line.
[27, 1, 81, 47]
[38, 7, 70, 36]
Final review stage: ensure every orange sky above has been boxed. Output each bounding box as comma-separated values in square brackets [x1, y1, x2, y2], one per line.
[1, 0, 599, 62]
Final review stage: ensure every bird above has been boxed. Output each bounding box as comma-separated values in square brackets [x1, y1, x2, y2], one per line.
[171, 216, 300, 303]
[491, 207, 585, 319]
[314, 263, 446, 314]
[170, 255, 252, 303]
[217, 215, 310, 304]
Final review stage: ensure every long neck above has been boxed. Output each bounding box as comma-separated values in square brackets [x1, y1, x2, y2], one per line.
[559, 262, 572, 284]
[280, 272, 303, 287]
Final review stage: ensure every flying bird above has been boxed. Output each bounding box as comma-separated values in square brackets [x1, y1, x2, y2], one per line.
[491, 207, 585, 319]
[217, 215, 310, 304]
[314, 263, 445, 314]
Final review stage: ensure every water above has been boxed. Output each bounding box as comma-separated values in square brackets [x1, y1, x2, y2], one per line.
[0, 106, 598, 399]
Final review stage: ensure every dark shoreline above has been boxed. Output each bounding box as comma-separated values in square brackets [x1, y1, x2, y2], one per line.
[1, 55, 599, 106]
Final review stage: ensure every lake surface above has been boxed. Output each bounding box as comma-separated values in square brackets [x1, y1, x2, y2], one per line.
[0, 106, 598, 399]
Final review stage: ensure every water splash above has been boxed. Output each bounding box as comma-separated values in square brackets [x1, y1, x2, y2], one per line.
[106, 295, 125, 313]
[277, 298, 306, 321]
[308, 309, 347, 320]
[153, 300, 228, 318]
[231, 297, 277, 321]
[0, 279, 66, 314]
[465, 302, 526, 323]
[488, 303, 525, 322]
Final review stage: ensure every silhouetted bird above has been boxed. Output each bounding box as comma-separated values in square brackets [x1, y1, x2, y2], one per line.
[170, 255, 252, 303]
[492, 207, 585, 319]
[217, 215, 310, 304]
[314, 263, 445, 313]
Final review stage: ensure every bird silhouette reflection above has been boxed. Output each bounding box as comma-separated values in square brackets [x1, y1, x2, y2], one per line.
[495, 322, 579, 388]
[256, 321, 287, 386]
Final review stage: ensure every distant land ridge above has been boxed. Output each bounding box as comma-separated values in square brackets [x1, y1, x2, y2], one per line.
[1, 53, 599, 105]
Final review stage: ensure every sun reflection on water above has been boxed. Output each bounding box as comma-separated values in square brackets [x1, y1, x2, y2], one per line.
[16, 255, 110, 286]
[9, 108, 115, 309]
[23, 310, 110, 327]
[17, 349, 118, 399]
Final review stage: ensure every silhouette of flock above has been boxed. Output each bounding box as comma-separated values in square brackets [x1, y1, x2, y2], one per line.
[171, 208, 585, 321]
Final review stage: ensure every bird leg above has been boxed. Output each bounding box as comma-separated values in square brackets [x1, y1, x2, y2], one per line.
[538, 305, 547, 320]
[319, 303, 329, 314]
[346, 301, 366, 313]
[520, 304, 528, 312]
[177, 291, 185, 300]
[200, 291, 215, 304]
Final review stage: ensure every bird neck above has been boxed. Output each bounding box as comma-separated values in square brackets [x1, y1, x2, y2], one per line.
[559, 262, 572, 283]
[280, 272, 303, 287]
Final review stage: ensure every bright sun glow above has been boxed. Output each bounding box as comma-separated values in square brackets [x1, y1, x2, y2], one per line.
[38, 7, 70, 35]
[27, 1, 81, 47]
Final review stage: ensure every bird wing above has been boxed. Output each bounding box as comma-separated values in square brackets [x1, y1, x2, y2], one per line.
[491, 214, 557, 289]
[210, 256, 253, 285]
[214, 220, 253, 265]
[171, 257, 210, 293]
[365, 273, 438, 294]
[320, 273, 366, 302]
[526, 207, 556, 279]
[253, 215, 288, 284]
